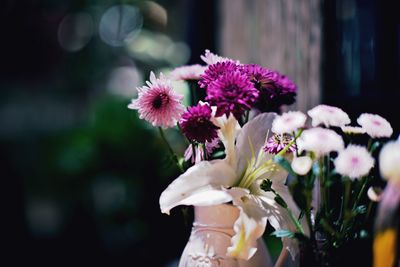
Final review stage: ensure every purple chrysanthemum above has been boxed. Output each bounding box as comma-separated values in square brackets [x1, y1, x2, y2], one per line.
[242, 64, 297, 112]
[206, 71, 259, 120]
[128, 72, 185, 128]
[264, 133, 296, 154]
[179, 103, 220, 143]
[199, 61, 240, 89]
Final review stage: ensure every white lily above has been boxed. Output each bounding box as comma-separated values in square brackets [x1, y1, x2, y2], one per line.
[160, 113, 305, 260]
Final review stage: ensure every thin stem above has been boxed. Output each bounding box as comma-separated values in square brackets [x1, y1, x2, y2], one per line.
[269, 188, 305, 235]
[158, 127, 184, 173]
[339, 178, 352, 233]
[292, 131, 299, 157]
[352, 176, 368, 210]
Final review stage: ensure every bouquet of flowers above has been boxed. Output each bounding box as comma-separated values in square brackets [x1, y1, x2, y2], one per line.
[127, 50, 398, 267]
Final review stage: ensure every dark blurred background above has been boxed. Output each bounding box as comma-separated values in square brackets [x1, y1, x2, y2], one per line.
[1, 0, 399, 266]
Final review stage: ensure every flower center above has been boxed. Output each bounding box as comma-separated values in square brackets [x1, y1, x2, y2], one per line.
[373, 120, 381, 126]
[152, 93, 169, 109]
[351, 156, 359, 165]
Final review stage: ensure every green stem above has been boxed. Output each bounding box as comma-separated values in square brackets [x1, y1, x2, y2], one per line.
[352, 176, 368, 210]
[288, 207, 305, 234]
[271, 188, 305, 235]
[339, 178, 351, 231]
[158, 127, 184, 173]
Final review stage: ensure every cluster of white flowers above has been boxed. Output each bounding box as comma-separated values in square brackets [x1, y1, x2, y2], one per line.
[271, 104, 395, 179]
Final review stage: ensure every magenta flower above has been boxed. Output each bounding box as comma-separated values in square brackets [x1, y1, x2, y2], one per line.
[179, 103, 220, 143]
[264, 133, 297, 154]
[242, 64, 297, 112]
[199, 61, 240, 89]
[128, 72, 185, 128]
[206, 71, 259, 119]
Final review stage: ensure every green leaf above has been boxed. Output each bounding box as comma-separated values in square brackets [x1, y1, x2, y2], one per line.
[271, 230, 295, 238]
[355, 205, 367, 214]
[273, 155, 296, 177]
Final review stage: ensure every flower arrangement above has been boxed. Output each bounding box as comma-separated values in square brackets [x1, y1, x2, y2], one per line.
[127, 50, 398, 266]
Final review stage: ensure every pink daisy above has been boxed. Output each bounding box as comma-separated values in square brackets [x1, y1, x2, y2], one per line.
[357, 113, 393, 138]
[307, 104, 350, 128]
[272, 111, 307, 134]
[128, 72, 185, 128]
[170, 64, 207, 81]
[297, 127, 344, 157]
[334, 145, 374, 180]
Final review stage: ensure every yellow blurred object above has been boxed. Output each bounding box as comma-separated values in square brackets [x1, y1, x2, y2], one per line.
[374, 228, 397, 267]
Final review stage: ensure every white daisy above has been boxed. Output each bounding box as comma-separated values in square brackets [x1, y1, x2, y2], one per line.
[308, 104, 350, 128]
[379, 141, 400, 183]
[170, 64, 206, 81]
[291, 156, 313, 176]
[357, 113, 393, 138]
[334, 145, 374, 179]
[297, 127, 344, 157]
[341, 126, 366, 135]
[272, 111, 307, 134]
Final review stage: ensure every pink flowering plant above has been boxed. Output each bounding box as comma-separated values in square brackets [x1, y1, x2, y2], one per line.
[127, 50, 397, 265]
[270, 105, 396, 265]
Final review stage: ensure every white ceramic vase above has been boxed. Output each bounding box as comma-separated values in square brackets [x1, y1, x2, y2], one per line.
[179, 204, 274, 267]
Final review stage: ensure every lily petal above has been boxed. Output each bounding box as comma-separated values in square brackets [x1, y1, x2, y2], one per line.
[226, 187, 268, 260]
[236, 113, 277, 173]
[212, 114, 241, 168]
[159, 160, 236, 214]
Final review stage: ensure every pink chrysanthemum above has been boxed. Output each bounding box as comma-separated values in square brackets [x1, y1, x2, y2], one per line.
[264, 133, 297, 154]
[199, 61, 240, 89]
[334, 145, 374, 180]
[179, 103, 220, 143]
[200, 49, 239, 65]
[206, 71, 259, 119]
[307, 104, 351, 128]
[357, 113, 393, 138]
[170, 64, 207, 81]
[184, 138, 220, 164]
[128, 72, 185, 128]
[272, 111, 307, 134]
[297, 127, 344, 157]
[242, 64, 297, 112]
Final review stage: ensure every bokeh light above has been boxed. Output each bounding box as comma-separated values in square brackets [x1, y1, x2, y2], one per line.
[99, 5, 143, 47]
[58, 12, 94, 52]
